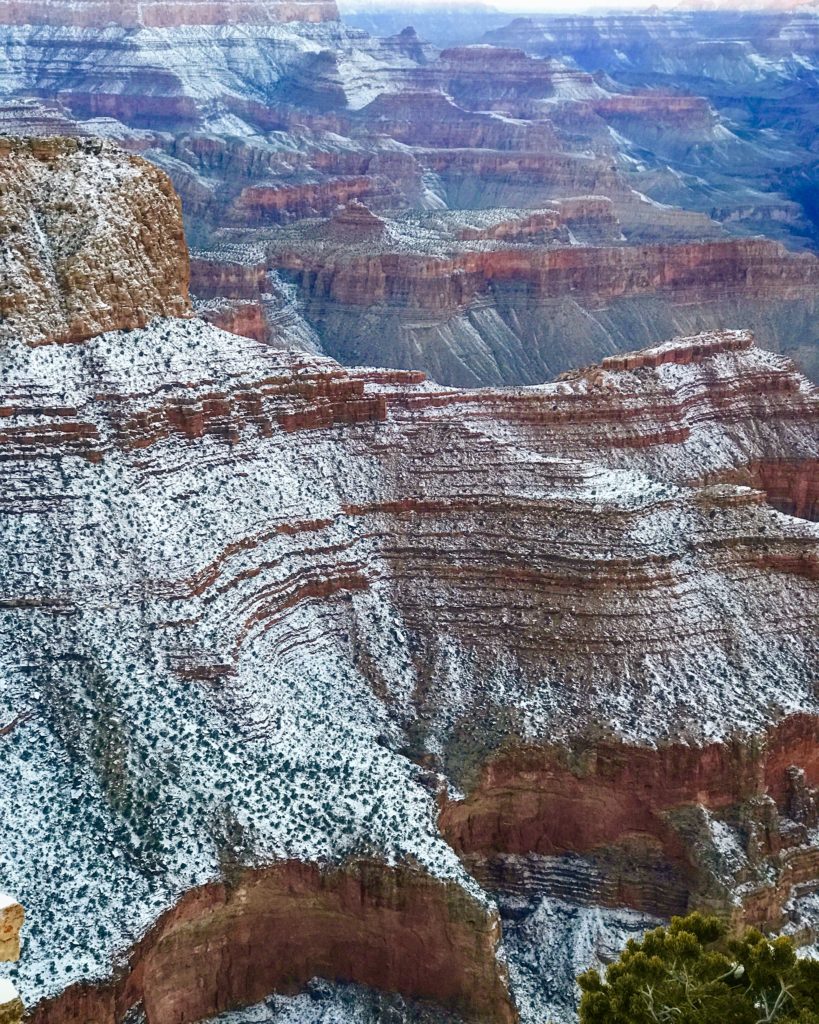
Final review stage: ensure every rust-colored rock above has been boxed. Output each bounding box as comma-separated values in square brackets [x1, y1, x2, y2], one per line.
[439, 715, 819, 928]
[0, 137, 191, 345]
[30, 862, 515, 1024]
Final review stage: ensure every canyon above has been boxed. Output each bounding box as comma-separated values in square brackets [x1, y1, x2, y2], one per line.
[0, 137, 818, 1024]
[1, 2, 819, 1023]
[0, 0, 818, 383]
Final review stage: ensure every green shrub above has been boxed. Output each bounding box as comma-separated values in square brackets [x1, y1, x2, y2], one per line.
[579, 912, 819, 1023]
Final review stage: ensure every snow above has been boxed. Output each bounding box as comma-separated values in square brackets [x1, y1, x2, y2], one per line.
[504, 898, 661, 1024]
[0, 979, 19, 1006]
[0, 319, 490, 1006]
[213, 981, 464, 1024]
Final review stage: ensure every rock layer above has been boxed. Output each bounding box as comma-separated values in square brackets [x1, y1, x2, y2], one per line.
[30, 863, 514, 1024]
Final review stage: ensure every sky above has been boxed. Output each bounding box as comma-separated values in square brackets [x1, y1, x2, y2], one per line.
[342, 0, 801, 11]
[342, 0, 676, 9]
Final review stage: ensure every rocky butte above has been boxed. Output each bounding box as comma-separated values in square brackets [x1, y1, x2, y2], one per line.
[0, 139, 818, 1024]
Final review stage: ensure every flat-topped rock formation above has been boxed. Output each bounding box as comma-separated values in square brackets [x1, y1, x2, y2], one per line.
[0, 136, 190, 345]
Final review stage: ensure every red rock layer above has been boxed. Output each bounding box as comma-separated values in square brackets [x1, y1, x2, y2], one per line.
[196, 298, 269, 344]
[439, 715, 819, 927]
[419, 148, 624, 199]
[588, 94, 716, 131]
[231, 176, 400, 225]
[440, 717, 819, 858]
[282, 238, 819, 314]
[189, 256, 268, 302]
[30, 862, 515, 1024]
[705, 459, 819, 522]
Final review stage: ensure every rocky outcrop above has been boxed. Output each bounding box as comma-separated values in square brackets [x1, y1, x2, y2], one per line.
[0, 897, 24, 1024]
[705, 459, 819, 522]
[0, 137, 190, 345]
[231, 176, 401, 225]
[0, 898, 23, 964]
[189, 253, 268, 303]
[30, 862, 514, 1024]
[194, 297, 269, 344]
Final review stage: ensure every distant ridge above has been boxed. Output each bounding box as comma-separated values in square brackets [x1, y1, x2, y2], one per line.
[0, 0, 339, 28]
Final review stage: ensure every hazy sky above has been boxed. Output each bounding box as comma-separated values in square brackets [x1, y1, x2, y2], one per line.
[340, 0, 794, 16]
[343, 0, 685, 11]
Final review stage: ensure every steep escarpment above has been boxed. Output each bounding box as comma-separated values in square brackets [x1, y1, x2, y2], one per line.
[0, 136, 190, 344]
[2, 142, 819, 1024]
[31, 862, 513, 1024]
[259, 220, 819, 385]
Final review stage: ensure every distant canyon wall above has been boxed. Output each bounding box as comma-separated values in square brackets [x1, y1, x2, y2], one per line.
[0, 0, 338, 28]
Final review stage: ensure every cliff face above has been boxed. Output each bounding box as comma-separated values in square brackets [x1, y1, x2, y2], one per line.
[440, 717, 819, 927]
[282, 237, 818, 310]
[31, 863, 513, 1024]
[259, 217, 819, 385]
[0, 137, 190, 344]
